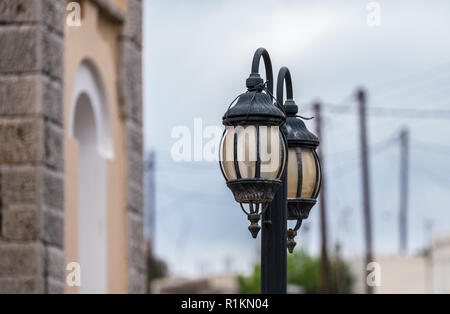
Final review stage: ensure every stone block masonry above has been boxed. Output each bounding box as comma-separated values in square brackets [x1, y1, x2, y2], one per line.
[0, 0, 146, 294]
[0, 0, 66, 293]
[119, 0, 146, 294]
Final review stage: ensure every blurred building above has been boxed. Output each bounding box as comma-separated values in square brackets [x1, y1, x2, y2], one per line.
[349, 233, 450, 294]
[0, 0, 145, 293]
[151, 276, 239, 294]
[431, 233, 450, 293]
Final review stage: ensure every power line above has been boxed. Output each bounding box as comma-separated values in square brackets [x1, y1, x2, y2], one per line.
[411, 147, 450, 182]
[328, 132, 399, 168]
[319, 102, 450, 120]
[374, 80, 450, 105]
[329, 141, 398, 178]
[369, 106, 450, 119]
[411, 158, 450, 190]
[412, 139, 450, 155]
[370, 60, 450, 95]
[327, 135, 450, 185]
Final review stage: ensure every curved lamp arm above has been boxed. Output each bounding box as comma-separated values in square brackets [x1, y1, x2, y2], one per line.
[276, 66, 293, 106]
[250, 48, 274, 95]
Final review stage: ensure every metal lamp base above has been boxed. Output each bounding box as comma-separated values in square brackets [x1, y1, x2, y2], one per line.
[287, 198, 316, 220]
[287, 198, 316, 253]
[227, 179, 281, 204]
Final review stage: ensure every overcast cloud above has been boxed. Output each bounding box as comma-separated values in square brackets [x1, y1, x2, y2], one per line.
[143, 0, 450, 277]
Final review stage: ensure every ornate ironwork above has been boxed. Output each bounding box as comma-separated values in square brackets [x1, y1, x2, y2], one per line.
[220, 48, 287, 238]
[277, 66, 321, 253]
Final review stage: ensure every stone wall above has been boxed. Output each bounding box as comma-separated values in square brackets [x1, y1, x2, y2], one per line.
[0, 0, 66, 293]
[119, 0, 146, 294]
[0, 0, 145, 294]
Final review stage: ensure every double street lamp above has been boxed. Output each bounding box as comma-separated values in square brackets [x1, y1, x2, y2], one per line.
[219, 48, 321, 293]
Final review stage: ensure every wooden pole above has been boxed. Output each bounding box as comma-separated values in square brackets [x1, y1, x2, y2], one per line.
[399, 128, 409, 255]
[357, 89, 374, 294]
[314, 102, 331, 294]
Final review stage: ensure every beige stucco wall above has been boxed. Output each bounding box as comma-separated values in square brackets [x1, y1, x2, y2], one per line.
[349, 256, 432, 294]
[64, 0, 128, 293]
[109, 0, 127, 12]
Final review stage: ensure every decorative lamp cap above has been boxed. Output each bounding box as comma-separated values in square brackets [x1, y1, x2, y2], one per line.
[284, 99, 298, 116]
[283, 101, 319, 148]
[223, 75, 286, 127]
[246, 73, 264, 90]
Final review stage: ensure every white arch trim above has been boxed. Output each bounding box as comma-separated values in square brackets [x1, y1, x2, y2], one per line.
[69, 59, 114, 159]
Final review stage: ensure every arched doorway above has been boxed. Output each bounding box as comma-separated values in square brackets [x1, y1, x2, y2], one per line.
[69, 60, 113, 293]
[73, 94, 107, 293]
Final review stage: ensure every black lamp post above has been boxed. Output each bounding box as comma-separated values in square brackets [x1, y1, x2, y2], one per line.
[220, 48, 321, 294]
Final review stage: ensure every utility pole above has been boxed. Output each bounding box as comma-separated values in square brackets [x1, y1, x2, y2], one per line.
[357, 89, 374, 294]
[314, 102, 330, 294]
[399, 128, 409, 255]
[424, 220, 434, 294]
[145, 151, 156, 244]
[335, 242, 343, 294]
[144, 151, 156, 293]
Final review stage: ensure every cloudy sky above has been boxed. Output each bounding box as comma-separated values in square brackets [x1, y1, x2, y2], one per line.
[143, 0, 450, 277]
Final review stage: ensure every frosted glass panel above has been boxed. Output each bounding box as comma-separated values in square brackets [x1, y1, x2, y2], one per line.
[287, 148, 298, 199]
[301, 148, 317, 198]
[236, 126, 257, 179]
[260, 126, 283, 179]
[221, 127, 237, 180]
[220, 125, 286, 181]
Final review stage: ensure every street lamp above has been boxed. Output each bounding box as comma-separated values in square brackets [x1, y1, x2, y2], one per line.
[277, 67, 321, 253]
[219, 48, 321, 293]
[219, 48, 287, 238]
